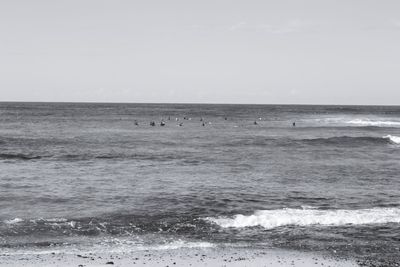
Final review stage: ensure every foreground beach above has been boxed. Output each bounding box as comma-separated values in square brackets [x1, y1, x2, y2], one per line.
[0, 247, 358, 267]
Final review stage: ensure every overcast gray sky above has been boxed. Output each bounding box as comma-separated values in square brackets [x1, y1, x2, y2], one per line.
[1, 0, 400, 104]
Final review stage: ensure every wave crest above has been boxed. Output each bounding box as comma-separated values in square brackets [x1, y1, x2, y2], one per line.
[383, 135, 400, 144]
[303, 136, 389, 146]
[207, 208, 400, 229]
[0, 153, 42, 160]
[347, 119, 400, 127]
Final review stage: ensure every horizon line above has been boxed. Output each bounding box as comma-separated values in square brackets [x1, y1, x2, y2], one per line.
[0, 100, 399, 107]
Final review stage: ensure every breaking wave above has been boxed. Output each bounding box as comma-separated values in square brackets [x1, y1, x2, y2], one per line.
[315, 117, 400, 128]
[4, 218, 24, 224]
[346, 119, 400, 127]
[207, 208, 400, 229]
[383, 135, 400, 144]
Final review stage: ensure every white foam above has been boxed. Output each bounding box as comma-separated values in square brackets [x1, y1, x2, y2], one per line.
[347, 119, 400, 127]
[383, 135, 400, 144]
[207, 208, 400, 229]
[148, 240, 215, 250]
[2, 239, 216, 256]
[316, 117, 400, 127]
[93, 239, 215, 253]
[4, 218, 24, 224]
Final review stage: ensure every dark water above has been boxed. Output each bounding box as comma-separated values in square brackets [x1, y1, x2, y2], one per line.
[1, 103, 400, 263]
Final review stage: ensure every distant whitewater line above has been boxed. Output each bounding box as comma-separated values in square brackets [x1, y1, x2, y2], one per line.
[207, 207, 400, 229]
[319, 117, 400, 127]
[347, 119, 400, 127]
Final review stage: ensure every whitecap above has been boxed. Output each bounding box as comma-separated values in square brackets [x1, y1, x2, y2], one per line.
[315, 117, 400, 127]
[347, 119, 400, 127]
[383, 135, 400, 144]
[4, 218, 24, 224]
[207, 207, 400, 229]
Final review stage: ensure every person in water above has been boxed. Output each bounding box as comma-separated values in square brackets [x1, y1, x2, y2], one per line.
[292, 122, 296, 127]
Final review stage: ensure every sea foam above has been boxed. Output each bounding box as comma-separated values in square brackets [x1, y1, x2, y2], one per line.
[207, 208, 400, 229]
[4, 218, 24, 224]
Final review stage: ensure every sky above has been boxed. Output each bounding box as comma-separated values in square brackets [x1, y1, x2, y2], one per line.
[1, 0, 400, 105]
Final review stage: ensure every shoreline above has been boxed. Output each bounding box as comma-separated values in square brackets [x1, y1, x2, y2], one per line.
[0, 247, 358, 267]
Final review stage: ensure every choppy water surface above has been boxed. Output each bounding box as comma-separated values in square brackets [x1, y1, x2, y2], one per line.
[0, 103, 400, 263]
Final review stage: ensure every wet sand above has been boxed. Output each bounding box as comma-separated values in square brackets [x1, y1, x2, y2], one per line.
[0, 247, 358, 267]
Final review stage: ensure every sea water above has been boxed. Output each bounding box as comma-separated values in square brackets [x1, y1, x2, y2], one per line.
[0, 102, 399, 263]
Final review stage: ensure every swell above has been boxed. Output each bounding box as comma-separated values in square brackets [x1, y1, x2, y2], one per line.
[0, 152, 208, 163]
[0, 153, 42, 160]
[302, 136, 399, 146]
[1, 135, 398, 162]
[226, 135, 400, 147]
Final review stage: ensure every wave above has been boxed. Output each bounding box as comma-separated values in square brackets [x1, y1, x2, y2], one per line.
[383, 135, 400, 144]
[319, 117, 400, 127]
[2, 239, 215, 255]
[2, 135, 398, 162]
[207, 208, 400, 229]
[142, 240, 215, 251]
[4, 218, 24, 224]
[0, 214, 213, 239]
[0, 153, 42, 160]
[224, 135, 397, 147]
[301, 135, 400, 146]
[346, 119, 400, 127]
[301, 136, 388, 146]
[227, 135, 400, 148]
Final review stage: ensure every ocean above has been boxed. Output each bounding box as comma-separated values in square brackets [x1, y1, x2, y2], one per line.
[0, 102, 399, 264]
